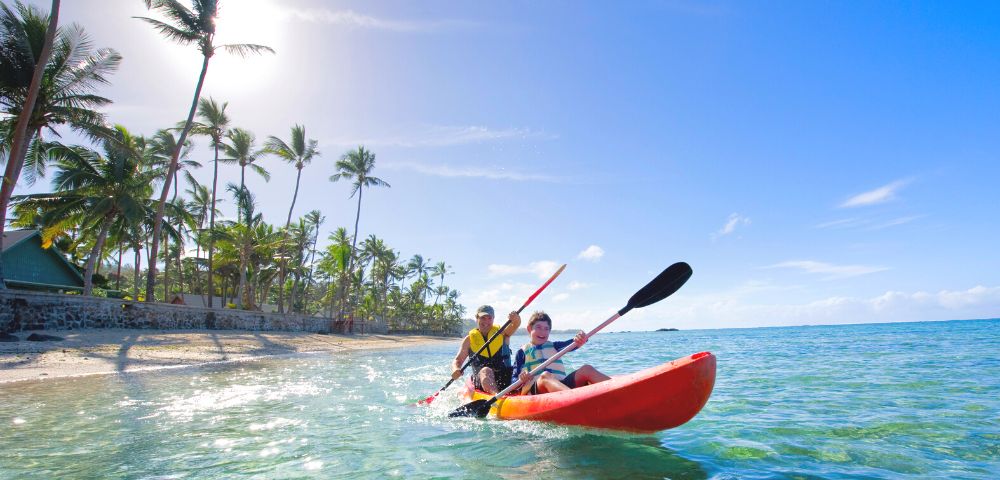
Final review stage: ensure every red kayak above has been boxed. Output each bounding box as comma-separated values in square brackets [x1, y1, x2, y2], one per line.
[460, 351, 716, 433]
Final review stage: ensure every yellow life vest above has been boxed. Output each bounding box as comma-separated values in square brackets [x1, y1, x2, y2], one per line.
[469, 326, 505, 359]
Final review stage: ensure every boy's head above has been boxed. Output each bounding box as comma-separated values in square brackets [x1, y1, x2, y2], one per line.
[526, 311, 553, 344]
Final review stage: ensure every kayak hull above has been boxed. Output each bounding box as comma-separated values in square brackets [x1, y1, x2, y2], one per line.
[460, 351, 716, 433]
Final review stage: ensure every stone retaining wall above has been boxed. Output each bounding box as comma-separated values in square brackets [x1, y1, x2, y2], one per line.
[0, 289, 386, 334]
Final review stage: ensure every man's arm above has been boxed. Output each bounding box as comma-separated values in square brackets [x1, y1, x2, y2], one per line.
[502, 311, 522, 337]
[451, 336, 470, 379]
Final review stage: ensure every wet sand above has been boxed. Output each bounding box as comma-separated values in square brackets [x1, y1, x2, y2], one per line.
[0, 329, 454, 384]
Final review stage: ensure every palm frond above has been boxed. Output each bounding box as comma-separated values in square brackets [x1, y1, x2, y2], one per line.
[219, 43, 275, 58]
[250, 163, 271, 182]
[134, 17, 199, 45]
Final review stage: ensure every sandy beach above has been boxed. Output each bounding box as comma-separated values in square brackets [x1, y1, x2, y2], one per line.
[0, 329, 455, 384]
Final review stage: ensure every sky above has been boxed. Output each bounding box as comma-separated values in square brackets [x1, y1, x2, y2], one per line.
[12, 0, 1000, 331]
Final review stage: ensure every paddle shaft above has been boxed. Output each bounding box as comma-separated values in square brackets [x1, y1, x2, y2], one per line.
[485, 311, 623, 402]
[441, 264, 567, 391]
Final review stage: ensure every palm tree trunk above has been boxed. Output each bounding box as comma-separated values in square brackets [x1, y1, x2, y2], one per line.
[343, 186, 364, 319]
[286, 167, 303, 228]
[238, 164, 245, 223]
[83, 214, 114, 296]
[176, 239, 183, 294]
[133, 244, 141, 300]
[237, 252, 247, 309]
[221, 276, 228, 306]
[162, 235, 169, 301]
[116, 243, 123, 290]
[0, 0, 59, 286]
[207, 143, 219, 306]
[147, 51, 211, 302]
[194, 234, 201, 294]
[303, 224, 320, 313]
[277, 265, 285, 314]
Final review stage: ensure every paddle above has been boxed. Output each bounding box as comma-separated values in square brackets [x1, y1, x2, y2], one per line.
[449, 261, 692, 418]
[416, 263, 567, 405]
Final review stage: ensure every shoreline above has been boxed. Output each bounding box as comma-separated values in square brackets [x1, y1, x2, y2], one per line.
[0, 329, 456, 385]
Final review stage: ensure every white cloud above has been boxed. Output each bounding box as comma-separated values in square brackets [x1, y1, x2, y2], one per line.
[867, 215, 926, 230]
[766, 260, 890, 280]
[336, 125, 556, 148]
[487, 261, 562, 280]
[712, 213, 751, 239]
[577, 245, 605, 262]
[567, 281, 591, 291]
[277, 8, 479, 32]
[815, 218, 863, 229]
[551, 293, 570, 303]
[840, 179, 911, 208]
[384, 162, 558, 182]
[465, 282, 538, 313]
[816, 214, 925, 231]
[653, 285, 1000, 330]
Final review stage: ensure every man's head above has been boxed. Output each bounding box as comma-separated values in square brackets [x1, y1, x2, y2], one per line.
[526, 311, 552, 345]
[476, 305, 495, 331]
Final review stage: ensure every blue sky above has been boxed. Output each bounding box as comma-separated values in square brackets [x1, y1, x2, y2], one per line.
[16, 0, 1000, 330]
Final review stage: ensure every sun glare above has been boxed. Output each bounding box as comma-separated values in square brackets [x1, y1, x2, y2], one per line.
[187, 0, 285, 93]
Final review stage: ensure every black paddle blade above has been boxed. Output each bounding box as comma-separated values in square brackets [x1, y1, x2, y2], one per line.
[619, 262, 693, 315]
[448, 399, 492, 418]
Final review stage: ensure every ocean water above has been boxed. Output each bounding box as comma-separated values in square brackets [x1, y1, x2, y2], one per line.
[1, 319, 998, 479]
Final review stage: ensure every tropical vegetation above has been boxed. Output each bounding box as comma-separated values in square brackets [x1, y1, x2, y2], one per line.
[0, 0, 467, 335]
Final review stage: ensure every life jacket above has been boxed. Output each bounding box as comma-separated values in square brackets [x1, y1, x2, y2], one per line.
[520, 341, 568, 380]
[468, 326, 511, 372]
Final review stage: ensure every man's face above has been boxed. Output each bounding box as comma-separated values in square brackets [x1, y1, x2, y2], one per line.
[477, 314, 494, 331]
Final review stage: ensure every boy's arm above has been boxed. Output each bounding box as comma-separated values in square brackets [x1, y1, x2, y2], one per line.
[513, 349, 525, 377]
[554, 339, 577, 352]
[514, 349, 533, 394]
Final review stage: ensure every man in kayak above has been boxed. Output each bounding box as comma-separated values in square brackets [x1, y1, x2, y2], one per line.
[451, 305, 520, 394]
[514, 311, 610, 395]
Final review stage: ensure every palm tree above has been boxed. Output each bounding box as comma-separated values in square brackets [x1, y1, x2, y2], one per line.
[149, 129, 199, 203]
[220, 127, 269, 222]
[189, 96, 229, 306]
[430, 260, 451, 308]
[12, 126, 156, 295]
[301, 210, 324, 311]
[1, 0, 58, 222]
[137, 0, 273, 301]
[265, 124, 317, 313]
[264, 125, 318, 228]
[286, 217, 311, 313]
[329, 146, 389, 318]
[221, 183, 256, 309]
[318, 227, 351, 318]
[0, 1, 120, 283]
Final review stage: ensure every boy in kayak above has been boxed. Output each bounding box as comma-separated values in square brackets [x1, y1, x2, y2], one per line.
[514, 311, 610, 395]
[451, 305, 520, 394]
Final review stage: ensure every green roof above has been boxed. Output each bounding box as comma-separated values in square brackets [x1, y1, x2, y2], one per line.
[1, 230, 85, 290]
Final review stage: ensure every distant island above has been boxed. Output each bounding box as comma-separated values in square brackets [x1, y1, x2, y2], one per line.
[656, 328, 679, 332]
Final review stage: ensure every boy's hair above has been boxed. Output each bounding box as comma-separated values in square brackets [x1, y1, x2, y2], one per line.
[527, 311, 552, 330]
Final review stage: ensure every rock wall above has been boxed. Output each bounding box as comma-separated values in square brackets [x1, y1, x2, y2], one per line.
[0, 289, 386, 334]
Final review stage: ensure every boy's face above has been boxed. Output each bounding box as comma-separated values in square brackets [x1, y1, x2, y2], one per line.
[528, 321, 551, 345]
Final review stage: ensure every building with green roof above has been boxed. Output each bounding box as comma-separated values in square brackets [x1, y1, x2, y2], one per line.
[0, 230, 86, 293]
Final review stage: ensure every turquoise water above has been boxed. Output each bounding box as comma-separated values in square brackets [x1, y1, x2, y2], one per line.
[1, 319, 998, 479]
